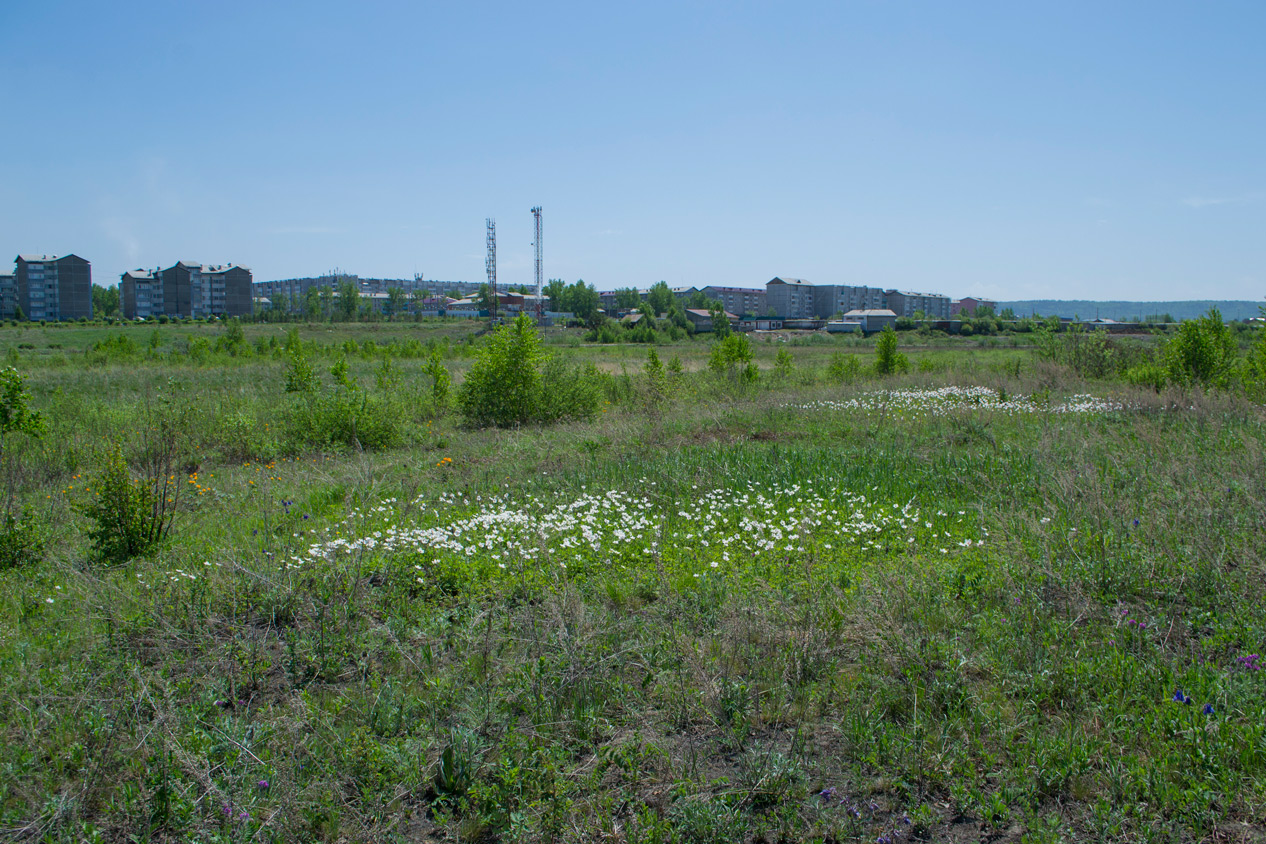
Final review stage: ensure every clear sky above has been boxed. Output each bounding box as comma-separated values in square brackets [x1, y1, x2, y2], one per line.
[2, 1, 1263, 301]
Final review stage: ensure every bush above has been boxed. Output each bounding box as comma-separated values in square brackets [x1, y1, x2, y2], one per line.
[84, 446, 175, 564]
[285, 356, 407, 451]
[459, 314, 602, 427]
[0, 510, 44, 570]
[708, 333, 755, 381]
[827, 352, 861, 382]
[1163, 309, 1238, 389]
[538, 357, 603, 424]
[422, 347, 451, 408]
[1244, 328, 1266, 400]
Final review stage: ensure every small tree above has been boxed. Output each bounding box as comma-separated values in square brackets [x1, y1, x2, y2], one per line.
[874, 324, 909, 375]
[423, 347, 451, 408]
[708, 333, 756, 382]
[644, 347, 668, 412]
[709, 302, 732, 338]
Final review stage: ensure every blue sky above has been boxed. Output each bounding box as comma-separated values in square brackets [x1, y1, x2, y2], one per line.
[2, 1, 1263, 301]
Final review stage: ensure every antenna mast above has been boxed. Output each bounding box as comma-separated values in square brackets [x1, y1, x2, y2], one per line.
[531, 206, 543, 322]
[485, 218, 497, 326]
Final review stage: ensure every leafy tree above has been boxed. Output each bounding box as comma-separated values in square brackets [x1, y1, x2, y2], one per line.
[708, 302, 732, 338]
[545, 279, 567, 311]
[475, 283, 492, 311]
[385, 287, 406, 319]
[687, 290, 713, 310]
[302, 287, 323, 321]
[646, 282, 676, 317]
[874, 324, 909, 375]
[615, 288, 642, 309]
[336, 280, 360, 321]
[998, 307, 1017, 321]
[91, 284, 120, 319]
[563, 280, 603, 327]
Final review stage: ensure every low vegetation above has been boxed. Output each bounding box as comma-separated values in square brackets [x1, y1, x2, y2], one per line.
[0, 315, 1263, 842]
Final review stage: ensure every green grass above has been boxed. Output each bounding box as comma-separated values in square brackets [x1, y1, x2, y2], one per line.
[0, 322, 1263, 842]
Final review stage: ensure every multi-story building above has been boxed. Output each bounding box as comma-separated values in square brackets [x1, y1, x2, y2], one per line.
[885, 290, 951, 319]
[14, 254, 93, 321]
[699, 286, 767, 317]
[766, 277, 817, 319]
[159, 261, 252, 318]
[816, 284, 887, 317]
[120, 269, 164, 319]
[0, 271, 15, 320]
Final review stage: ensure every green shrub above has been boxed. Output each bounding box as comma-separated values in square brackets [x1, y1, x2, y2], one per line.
[874, 324, 909, 375]
[1244, 327, 1266, 400]
[422, 347, 451, 407]
[826, 352, 860, 382]
[285, 356, 407, 451]
[84, 446, 175, 564]
[538, 357, 603, 423]
[1162, 309, 1238, 389]
[1, 367, 44, 442]
[773, 347, 793, 378]
[0, 510, 44, 570]
[708, 333, 755, 381]
[459, 315, 546, 427]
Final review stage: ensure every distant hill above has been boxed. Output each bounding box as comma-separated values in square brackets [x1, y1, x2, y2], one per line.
[998, 300, 1264, 322]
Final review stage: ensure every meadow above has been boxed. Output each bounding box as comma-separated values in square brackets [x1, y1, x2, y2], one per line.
[0, 318, 1263, 843]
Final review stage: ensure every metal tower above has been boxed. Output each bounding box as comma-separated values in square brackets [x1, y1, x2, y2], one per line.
[531, 206, 543, 322]
[485, 218, 497, 325]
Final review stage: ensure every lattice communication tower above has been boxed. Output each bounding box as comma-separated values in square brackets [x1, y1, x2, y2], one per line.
[531, 206, 543, 322]
[485, 218, 497, 325]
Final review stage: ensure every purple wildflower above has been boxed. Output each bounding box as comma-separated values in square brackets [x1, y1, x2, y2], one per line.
[257, 779, 269, 790]
[1203, 703, 1215, 716]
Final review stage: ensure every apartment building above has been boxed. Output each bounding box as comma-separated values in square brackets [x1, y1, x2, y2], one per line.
[765, 277, 818, 319]
[0, 271, 15, 319]
[120, 269, 164, 319]
[816, 284, 887, 317]
[885, 290, 951, 319]
[158, 261, 252, 318]
[14, 254, 93, 321]
[699, 286, 767, 317]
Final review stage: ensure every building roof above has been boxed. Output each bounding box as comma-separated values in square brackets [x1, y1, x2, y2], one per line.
[685, 308, 738, 319]
[702, 286, 764, 294]
[844, 309, 897, 317]
[122, 269, 156, 280]
[17, 253, 88, 263]
[768, 277, 813, 286]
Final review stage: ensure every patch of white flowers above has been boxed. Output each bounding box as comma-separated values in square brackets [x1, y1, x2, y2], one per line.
[786, 386, 1125, 417]
[287, 479, 986, 575]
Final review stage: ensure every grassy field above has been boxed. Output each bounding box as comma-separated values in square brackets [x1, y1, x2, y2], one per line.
[0, 321, 1263, 843]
